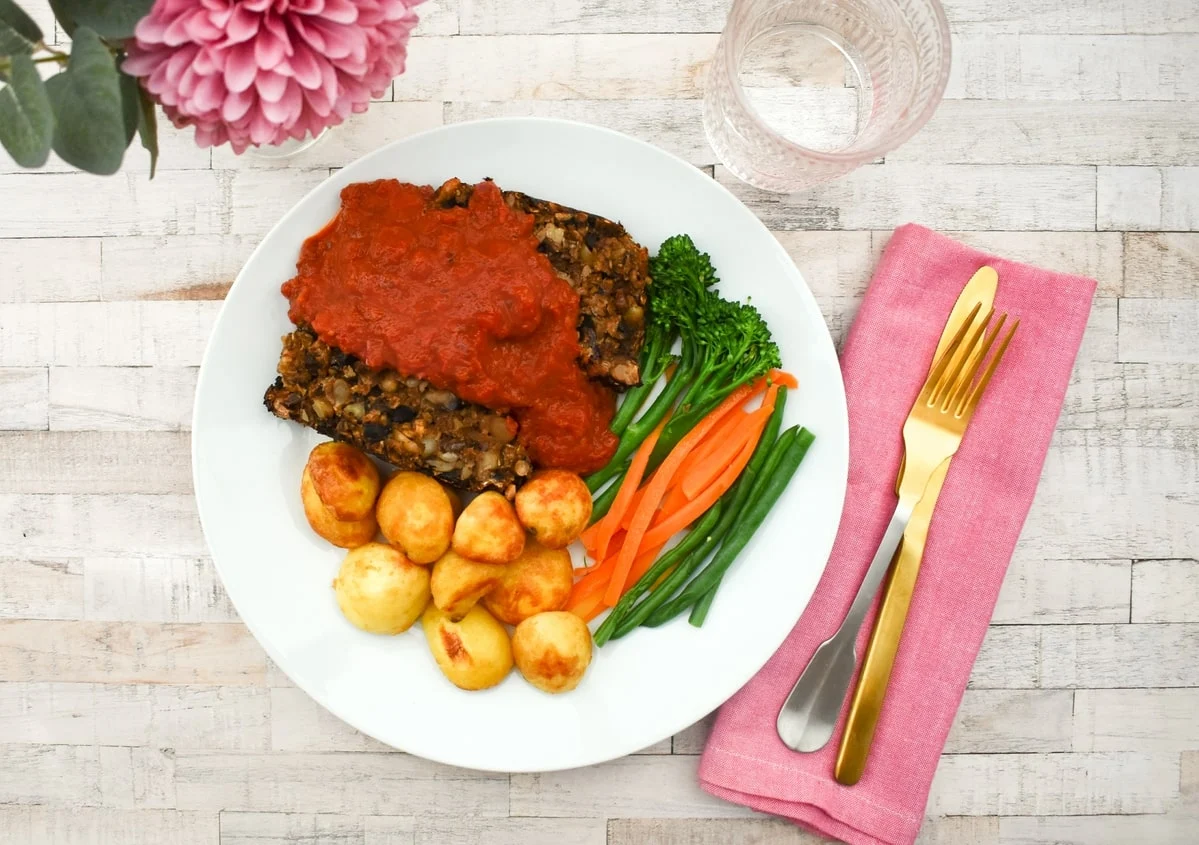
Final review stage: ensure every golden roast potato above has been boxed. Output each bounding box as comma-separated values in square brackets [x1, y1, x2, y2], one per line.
[514, 469, 593, 549]
[376, 472, 456, 564]
[452, 491, 525, 564]
[422, 604, 513, 690]
[482, 540, 572, 625]
[333, 543, 430, 634]
[512, 611, 593, 694]
[430, 549, 507, 619]
[304, 441, 381, 521]
[301, 469, 378, 549]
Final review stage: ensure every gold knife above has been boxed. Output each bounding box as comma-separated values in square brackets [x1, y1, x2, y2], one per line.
[833, 266, 999, 785]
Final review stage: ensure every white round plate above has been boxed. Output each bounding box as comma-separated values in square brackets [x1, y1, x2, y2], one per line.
[192, 118, 848, 773]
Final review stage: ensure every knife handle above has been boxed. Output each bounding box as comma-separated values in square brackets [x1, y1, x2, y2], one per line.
[833, 459, 944, 785]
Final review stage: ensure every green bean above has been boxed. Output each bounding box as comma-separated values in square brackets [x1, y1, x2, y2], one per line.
[654, 428, 815, 625]
[588, 475, 622, 524]
[630, 424, 801, 633]
[688, 583, 719, 626]
[585, 346, 697, 493]
[644, 426, 800, 627]
[592, 500, 726, 646]
[609, 539, 712, 638]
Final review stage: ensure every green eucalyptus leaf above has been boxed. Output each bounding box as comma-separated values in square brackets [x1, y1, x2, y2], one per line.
[47, 0, 75, 36]
[118, 69, 138, 143]
[45, 27, 126, 175]
[0, 0, 43, 54]
[0, 51, 54, 167]
[135, 79, 156, 178]
[51, 0, 154, 40]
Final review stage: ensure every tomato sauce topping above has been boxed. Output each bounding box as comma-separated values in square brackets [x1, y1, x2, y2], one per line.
[282, 179, 618, 473]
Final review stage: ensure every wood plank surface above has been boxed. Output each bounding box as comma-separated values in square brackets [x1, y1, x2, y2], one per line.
[457, 0, 1199, 34]
[1, 0, 1196, 841]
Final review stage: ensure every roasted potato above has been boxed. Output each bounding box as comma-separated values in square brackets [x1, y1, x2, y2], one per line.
[303, 442, 381, 521]
[333, 543, 430, 634]
[301, 469, 378, 549]
[422, 604, 513, 690]
[482, 540, 572, 625]
[514, 470, 593, 549]
[512, 611, 593, 693]
[376, 472, 456, 564]
[452, 491, 525, 564]
[430, 549, 507, 619]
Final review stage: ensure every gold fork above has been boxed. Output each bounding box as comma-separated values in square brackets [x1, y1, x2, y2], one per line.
[833, 268, 997, 784]
[776, 305, 1019, 753]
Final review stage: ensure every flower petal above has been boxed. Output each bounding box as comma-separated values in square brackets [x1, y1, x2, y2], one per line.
[222, 4, 260, 45]
[254, 25, 287, 70]
[223, 40, 259, 93]
[288, 43, 324, 89]
[261, 79, 302, 124]
[126, 0, 423, 153]
[184, 10, 224, 42]
[320, 0, 360, 25]
[192, 72, 226, 112]
[306, 19, 360, 60]
[255, 70, 288, 102]
[222, 87, 256, 122]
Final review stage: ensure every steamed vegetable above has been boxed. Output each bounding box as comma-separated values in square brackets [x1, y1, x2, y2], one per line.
[571, 234, 809, 640]
[589, 391, 803, 645]
[585, 235, 781, 506]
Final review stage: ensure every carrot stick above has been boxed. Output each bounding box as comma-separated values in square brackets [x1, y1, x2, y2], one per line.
[567, 555, 618, 611]
[618, 485, 652, 531]
[679, 418, 756, 500]
[638, 421, 763, 551]
[769, 369, 799, 389]
[590, 418, 667, 564]
[572, 560, 603, 577]
[578, 522, 602, 556]
[681, 390, 778, 499]
[571, 590, 608, 623]
[578, 525, 625, 570]
[674, 407, 747, 482]
[576, 531, 626, 576]
[657, 486, 688, 520]
[619, 385, 764, 531]
[618, 482, 687, 533]
[602, 381, 761, 606]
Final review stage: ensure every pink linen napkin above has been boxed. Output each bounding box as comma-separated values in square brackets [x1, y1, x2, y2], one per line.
[699, 224, 1097, 845]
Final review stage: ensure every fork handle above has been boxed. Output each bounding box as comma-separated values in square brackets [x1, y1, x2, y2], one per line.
[776, 497, 914, 752]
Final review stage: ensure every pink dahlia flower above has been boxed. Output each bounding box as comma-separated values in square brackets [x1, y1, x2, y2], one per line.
[124, 0, 422, 153]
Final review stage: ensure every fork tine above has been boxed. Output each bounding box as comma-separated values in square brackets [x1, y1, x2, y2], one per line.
[918, 302, 982, 404]
[932, 307, 994, 409]
[959, 318, 1019, 418]
[948, 313, 1007, 413]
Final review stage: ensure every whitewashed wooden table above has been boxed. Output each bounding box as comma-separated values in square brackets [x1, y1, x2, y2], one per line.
[2, 1, 1197, 843]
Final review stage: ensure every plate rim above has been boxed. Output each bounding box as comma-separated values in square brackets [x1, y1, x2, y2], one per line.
[191, 116, 849, 772]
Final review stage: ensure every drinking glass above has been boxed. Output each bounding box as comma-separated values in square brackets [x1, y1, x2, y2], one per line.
[245, 128, 329, 161]
[704, 0, 952, 193]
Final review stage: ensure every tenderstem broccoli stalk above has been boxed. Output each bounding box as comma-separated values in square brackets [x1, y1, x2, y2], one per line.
[586, 342, 693, 496]
[585, 234, 782, 505]
[649, 300, 780, 468]
[606, 329, 675, 439]
[585, 234, 715, 494]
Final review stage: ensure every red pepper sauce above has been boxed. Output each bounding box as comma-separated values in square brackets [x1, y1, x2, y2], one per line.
[282, 179, 618, 473]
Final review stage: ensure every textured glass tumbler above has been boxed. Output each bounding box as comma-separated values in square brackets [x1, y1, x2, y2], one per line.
[704, 0, 951, 193]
